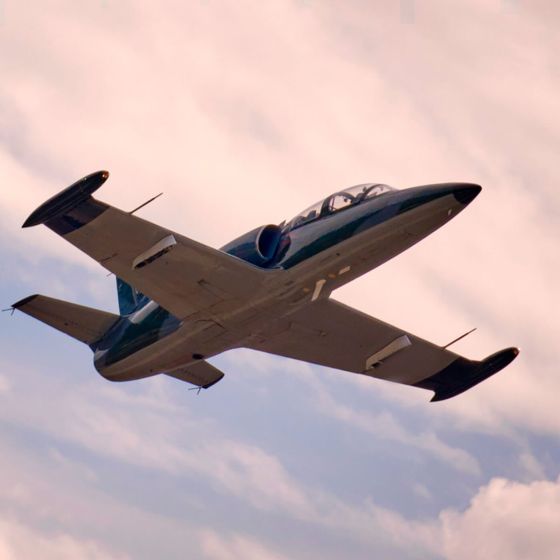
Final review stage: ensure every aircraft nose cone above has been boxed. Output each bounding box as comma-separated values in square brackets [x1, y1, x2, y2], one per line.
[453, 184, 482, 205]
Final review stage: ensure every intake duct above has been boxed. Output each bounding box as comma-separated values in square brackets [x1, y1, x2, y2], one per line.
[221, 224, 282, 267]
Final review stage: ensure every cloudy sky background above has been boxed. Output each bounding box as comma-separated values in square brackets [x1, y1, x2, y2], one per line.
[0, 1, 559, 558]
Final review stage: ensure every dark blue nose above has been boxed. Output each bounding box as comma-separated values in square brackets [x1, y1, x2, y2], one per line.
[399, 183, 482, 213]
[453, 184, 482, 205]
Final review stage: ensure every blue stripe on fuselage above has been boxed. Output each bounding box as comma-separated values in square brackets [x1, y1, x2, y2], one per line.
[273, 191, 401, 269]
[270, 185, 457, 269]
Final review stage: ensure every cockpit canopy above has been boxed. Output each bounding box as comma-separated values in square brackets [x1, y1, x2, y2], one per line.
[286, 183, 396, 231]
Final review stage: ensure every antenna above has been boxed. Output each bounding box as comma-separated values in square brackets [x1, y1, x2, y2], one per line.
[129, 192, 164, 215]
[443, 327, 477, 349]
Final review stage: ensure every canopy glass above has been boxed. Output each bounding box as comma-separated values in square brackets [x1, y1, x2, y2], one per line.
[286, 183, 395, 231]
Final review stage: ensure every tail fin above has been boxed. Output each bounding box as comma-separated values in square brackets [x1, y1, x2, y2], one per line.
[116, 277, 147, 316]
[13, 294, 119, 346]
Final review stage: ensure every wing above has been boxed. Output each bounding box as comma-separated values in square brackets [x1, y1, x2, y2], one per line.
[23, 171, 270, 319]
[246, 298, 518, 401]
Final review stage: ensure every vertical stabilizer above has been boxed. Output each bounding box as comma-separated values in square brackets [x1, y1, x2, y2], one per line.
[116, 277, 147, 315]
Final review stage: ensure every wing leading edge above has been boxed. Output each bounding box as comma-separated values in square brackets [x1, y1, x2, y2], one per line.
[246, 298, 518, 401]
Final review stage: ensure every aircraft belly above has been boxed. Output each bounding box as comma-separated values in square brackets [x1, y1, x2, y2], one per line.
[97, 320, 234, 381]
[97, 196, 466, 382]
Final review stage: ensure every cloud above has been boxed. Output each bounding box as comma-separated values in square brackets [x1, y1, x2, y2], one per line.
[199, 530, 290, 560]
[0, 1, 558, 558]
[0, 375, 9, 394]
[0, 517, 128, 560]
[308, 371, 481, 475]
[0, 359, 438, 558]
[0, 356, 459, 558]
[0, 366, 313, 517]
[517, 451, 547, 482]
[200, 440, 312, 515]
[0, 431, 206, 560]
[232, 350, 480, 475]
[4, 353, 558, 560]
[440, 476, 560, 560]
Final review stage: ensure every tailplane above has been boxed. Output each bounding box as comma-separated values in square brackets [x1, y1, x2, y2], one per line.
[13, 294, 119, 346]
[164, 360, 224, 389]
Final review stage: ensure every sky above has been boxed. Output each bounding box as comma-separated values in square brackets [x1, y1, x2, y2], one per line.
[0, 0, 559, 558]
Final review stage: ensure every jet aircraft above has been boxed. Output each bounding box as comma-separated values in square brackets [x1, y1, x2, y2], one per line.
[13, 171, 518, 401]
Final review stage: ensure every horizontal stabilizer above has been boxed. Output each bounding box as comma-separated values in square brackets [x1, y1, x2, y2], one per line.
[164, 360, 224, 389]
[13, 294, 119, 346]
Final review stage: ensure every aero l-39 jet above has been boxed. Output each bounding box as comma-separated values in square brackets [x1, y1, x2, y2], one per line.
[13, 172, 518, 402]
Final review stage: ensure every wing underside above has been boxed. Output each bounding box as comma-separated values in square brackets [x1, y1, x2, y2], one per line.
[22, 171, 270, 320]
[246, 298, 518, 401]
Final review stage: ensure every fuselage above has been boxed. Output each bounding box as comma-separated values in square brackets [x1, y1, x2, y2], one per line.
[93, 182, 480, 381]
